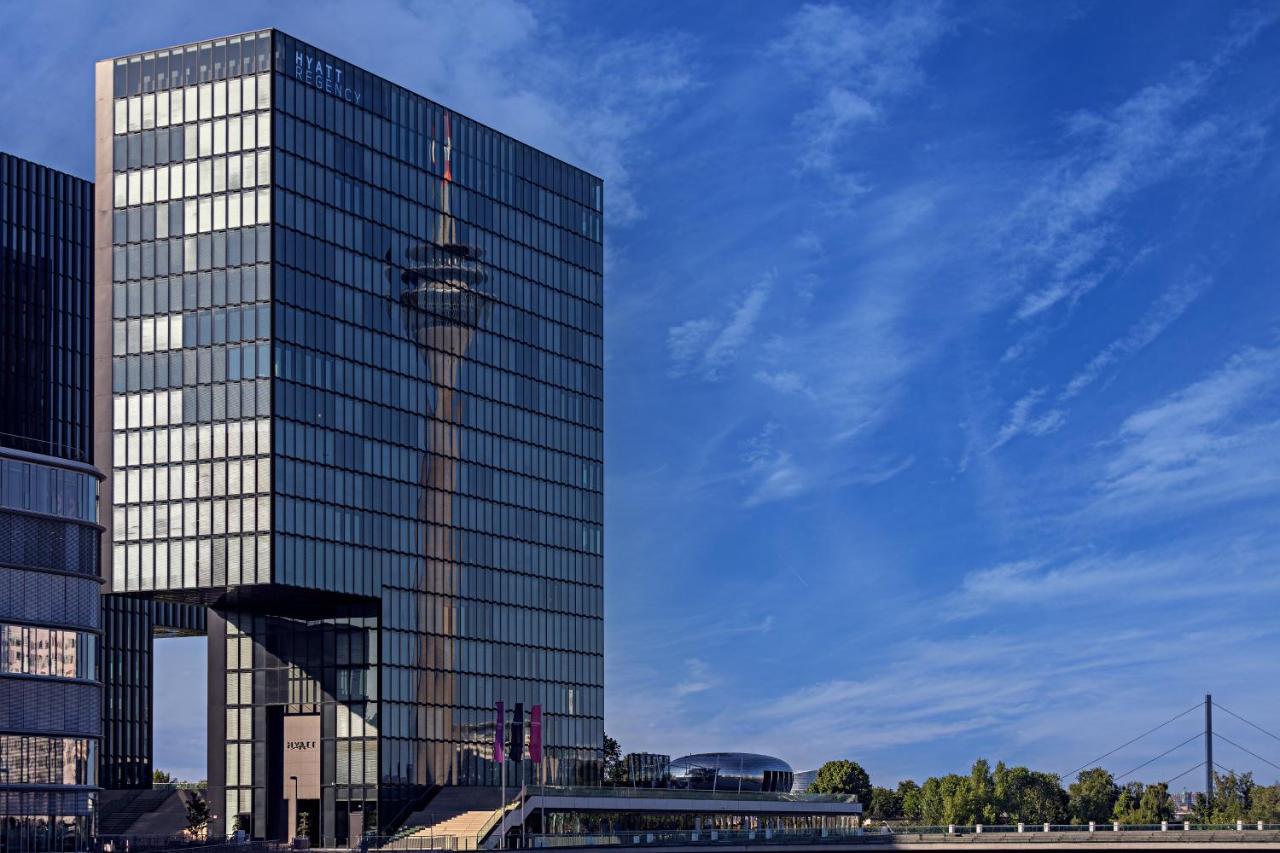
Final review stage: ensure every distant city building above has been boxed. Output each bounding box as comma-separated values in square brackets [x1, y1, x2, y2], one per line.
[669, 753, 794, 794]
[624, 753, 671, 787]
[0, 152, 102, 852]
[790, 769, 818, 794]
[95, 30, 603, 845]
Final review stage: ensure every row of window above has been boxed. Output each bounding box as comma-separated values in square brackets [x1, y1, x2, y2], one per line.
[277, 416, 600, 497]
[0, 625, 97, 681]
[278, 301, 602, 409]
[112, 257, 268, 318]
[0, 458, 98, 523]
[112, 32, 272, 96]
[113, 195, 271, 253]
[0, 735, 96, 786]
[276, 470, 600, 552]
[113, 457, 270, 507]
[383, 572, 602, 622]
[113, 151, 270, 210]
[275, 379, 600, 476]
[113, 348, 259, 395]
[113, 305, 268, 357]
[273, 524, 601, 593]
[270, 33, 602, 216]
[275, 220, 602, 347]
[113, 74, 271, 135]
[374, 597, 605, 656]
[111, 219, 270, 287]
[113, 418, 269, 468]
[274, 121, 602, 279]
[113, 496, 271, 543]
[110, 533, 271, 594]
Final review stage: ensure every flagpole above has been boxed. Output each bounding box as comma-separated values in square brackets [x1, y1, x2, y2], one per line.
[497, 701, 505, 852]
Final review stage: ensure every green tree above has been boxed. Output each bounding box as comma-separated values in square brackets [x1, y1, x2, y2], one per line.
[969, 760, 997, 824]
[808, 760, 873, 805]
[1196, 770, 1253, 823]
[994, 763, 1066, 824]
[867, 786, 903, 820]
[897, 780, 922, 822]
[297, 810, 312, 839]
[1248, 784, 1280, 823]
[919, 773, 972, 824]
[1067, 768, 1120, 825]
[153, 768, 175, 784]
[1112, 782, 1173, 824]
[184, 792, 211, 837]
[603, 734, 624, 785]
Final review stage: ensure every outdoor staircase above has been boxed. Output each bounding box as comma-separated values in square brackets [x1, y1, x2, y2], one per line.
[396, 787, 519, 849]
[98, 787, 199, 837]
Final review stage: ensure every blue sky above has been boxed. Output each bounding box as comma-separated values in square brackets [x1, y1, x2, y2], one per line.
[5, 0, 1279, 789]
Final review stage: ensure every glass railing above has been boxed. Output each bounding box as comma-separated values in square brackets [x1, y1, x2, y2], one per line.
[527, 785, 859, 804]
[366, 821, 1280, 851]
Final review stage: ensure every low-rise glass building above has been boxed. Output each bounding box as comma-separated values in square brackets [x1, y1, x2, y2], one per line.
[669, 753, 794, 794]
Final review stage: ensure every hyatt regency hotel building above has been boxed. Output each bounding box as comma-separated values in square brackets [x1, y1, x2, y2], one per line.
[95, 30, 604, 843]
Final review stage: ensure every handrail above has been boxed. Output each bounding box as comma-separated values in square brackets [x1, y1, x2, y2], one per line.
[525, 785, 859, 804]
[472, 790, 522, 849]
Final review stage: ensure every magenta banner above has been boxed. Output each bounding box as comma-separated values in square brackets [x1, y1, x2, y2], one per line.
[530, 704, 543, 763]
[494, 701, 505, 764]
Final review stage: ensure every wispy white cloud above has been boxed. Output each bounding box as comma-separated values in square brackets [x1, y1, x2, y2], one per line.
[1090, 344, 1280, 519]
[951, 537, 1280, 619]
[675, 658, 716, 697]
[998, 17, 1271, 325]
[1062, 276, 1208, 399]
[667, 274, 773, 380]
[989, 389, 1066, 450]
[991, 276, 1207, 453]
[769, 1, 949, 176]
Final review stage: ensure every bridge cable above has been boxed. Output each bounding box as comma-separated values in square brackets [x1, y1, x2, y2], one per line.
[1213, 702, 1280, 746]
[1060, 702, 1201, 780]
[1114, 731, 1202, 782]
[1163, 760, 1205, 787]
[1213, 732, 1280, 775]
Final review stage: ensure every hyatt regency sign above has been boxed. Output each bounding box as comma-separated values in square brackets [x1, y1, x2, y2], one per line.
[294, 51, 362, 105]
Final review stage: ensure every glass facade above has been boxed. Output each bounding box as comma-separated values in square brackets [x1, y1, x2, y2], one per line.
[0, 154, 93, 464]
[97, 30, 603, 845]
[0, 154, 100, 853]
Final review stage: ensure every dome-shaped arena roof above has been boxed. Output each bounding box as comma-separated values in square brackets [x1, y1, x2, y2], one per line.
[669, 752, 794, 793]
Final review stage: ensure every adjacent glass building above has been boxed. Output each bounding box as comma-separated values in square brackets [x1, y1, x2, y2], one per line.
[0, 152, 102, 851]
[95, 31, 604, 845]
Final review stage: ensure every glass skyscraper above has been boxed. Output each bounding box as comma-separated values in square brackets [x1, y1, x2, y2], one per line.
[95, 30, 604, 844]
[0, 152, 102, 852]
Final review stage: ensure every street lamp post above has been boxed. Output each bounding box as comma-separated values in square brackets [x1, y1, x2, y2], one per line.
[289, 775, 299, 845]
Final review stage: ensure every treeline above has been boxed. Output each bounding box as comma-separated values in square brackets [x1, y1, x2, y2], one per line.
[809, 760, 1280, 825]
